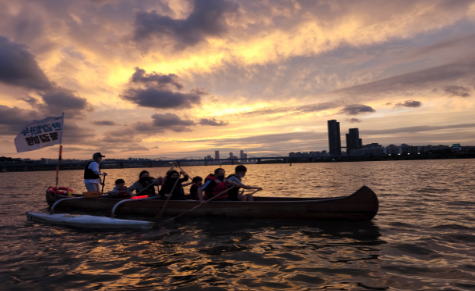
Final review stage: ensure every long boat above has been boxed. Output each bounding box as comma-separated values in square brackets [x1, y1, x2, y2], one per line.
[45, 186, 379, 222]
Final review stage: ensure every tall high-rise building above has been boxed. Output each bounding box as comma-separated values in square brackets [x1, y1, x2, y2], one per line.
[327, 120, 341, 157]
[346, 128, 362, 155]
[240, 150, 244, 162]
[215, 151, 220, 160]
[229, 152, 233, 158]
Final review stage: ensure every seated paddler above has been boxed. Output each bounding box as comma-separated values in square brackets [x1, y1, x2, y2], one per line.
[198, 168, 238, 203]
[107, 179, 129, 198]
[159, 169, 190, 200]
[187, 176, 203, 200]
[227, 165, 262, 201]
[126, 170, 161, 197]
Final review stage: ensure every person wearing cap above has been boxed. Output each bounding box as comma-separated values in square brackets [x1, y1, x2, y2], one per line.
[83, 152, 107, 192]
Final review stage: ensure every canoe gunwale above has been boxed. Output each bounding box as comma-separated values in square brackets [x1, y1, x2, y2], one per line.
[49, 196, 349, 204]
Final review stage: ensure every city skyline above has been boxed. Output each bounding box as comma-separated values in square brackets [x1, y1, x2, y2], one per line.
[1, 116, 473, 160]
[0, 1, 474, 160]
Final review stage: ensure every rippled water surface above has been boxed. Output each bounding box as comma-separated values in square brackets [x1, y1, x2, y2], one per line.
[1, 160, 475, 290]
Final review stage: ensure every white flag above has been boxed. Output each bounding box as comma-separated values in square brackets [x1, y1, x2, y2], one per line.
[14, 116, 64, 153]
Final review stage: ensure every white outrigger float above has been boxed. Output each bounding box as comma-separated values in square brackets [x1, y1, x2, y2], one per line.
[26, 212, 155, 230]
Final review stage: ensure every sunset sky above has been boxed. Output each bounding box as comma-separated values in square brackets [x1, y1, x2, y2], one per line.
[0, 0, 474, 159]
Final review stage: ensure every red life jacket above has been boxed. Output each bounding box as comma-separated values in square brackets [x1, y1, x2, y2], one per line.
[108, 186, 128, 198]
[205, 174, 228, 200]
[116, 186, 128, 198]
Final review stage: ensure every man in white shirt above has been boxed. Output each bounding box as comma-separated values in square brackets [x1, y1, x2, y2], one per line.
[83, 152, 107, 191]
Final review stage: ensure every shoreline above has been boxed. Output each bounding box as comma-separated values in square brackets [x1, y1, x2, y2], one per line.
[1, 154, 474, 172]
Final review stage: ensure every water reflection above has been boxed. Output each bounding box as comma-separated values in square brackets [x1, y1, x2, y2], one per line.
[106, 219, 385, 289]
[2, 160, 475, 289]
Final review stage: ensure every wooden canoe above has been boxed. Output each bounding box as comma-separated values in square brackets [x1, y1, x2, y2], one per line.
[45, 186, 379, 221]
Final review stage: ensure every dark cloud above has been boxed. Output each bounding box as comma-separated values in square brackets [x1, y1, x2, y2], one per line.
[21, 89, 90, 118]
[185, 131, 328, 153]
[237, 102, 338, 118]
[0, 105, 42, 135]
[134, 0, 239, 49]
[121, 67, 205, 109]
[131, 67, 183, 90]
[0, 37, 91, 117]
[151, 113, 195, 127]
[38, 87, 89, 117]
[348, 118, 361, 123]
[199, 118, 228, 126]
[405, 34, 475, 59]
[0, 36, 51, 90]
[395, 100, 422, 108]
[121, 87, 202, 109]
[18, 89, 90, 119]
[132, 113, 196, 133]
[91, 120, 116, 126]
[332, 60, 475, 98]
[340, 104, 375, 116]
[51, 146, 95, 153]
[61, 122, 97, 145]
[67, 126, 150, 153]
[123, 145, 149, 152]
[444, 85, 471, 97]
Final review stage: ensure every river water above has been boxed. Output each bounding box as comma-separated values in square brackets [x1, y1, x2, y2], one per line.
[1, 160, 475, 290]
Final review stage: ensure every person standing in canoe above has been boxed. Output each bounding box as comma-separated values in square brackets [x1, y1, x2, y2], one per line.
[83, 152, 107, 192]
[198, 168, 238, 203]
[126, 170, 162, 197]
[227, 165, 262, 201]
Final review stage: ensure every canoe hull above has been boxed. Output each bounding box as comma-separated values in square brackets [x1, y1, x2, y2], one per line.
[45, 186, 379, 221]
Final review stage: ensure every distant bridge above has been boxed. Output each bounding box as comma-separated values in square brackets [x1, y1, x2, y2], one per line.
[0, 154, 323, 172]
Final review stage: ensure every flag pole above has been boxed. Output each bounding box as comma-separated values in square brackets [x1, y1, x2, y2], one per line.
[55, 113, 64, 189]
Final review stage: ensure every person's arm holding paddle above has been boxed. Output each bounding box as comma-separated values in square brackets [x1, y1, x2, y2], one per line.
[235, 182, 262, 191]
[197, 187, 206, 204]
[89, 156, 107, 179]
[235, 182, 261, 202]
[228, 165, 262, 201]
[178, 171, 189, 183]
[126, 181, 141, 197]
[181, 181, 193, 187]
[198, 179, 238, 204]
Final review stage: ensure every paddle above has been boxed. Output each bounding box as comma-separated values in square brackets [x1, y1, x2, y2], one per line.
[175, 164, 192, 179]
[162, 186, 237, 223]
[101, 175, 106, 194]
[243, 189, 261, 197]
[134, 178, 160, 196]
[110, 177, 161, 218]
[155, 172, 181, 218]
